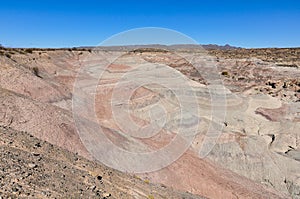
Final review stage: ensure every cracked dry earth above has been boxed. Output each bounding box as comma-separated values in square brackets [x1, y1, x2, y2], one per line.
[0, 47, 299, 198]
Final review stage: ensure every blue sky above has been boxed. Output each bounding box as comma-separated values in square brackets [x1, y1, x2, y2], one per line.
[1, 0, 299, 48]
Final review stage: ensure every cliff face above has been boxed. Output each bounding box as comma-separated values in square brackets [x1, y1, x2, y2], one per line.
[0, 47, 299, 198]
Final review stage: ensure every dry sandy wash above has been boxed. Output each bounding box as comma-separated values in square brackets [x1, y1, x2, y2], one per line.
[0, 46, 299, 198]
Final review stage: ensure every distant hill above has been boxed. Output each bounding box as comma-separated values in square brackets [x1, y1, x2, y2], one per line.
[79, 44, 240, 51]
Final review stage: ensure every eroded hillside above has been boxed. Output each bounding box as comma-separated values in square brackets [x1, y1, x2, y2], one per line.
[0, 46, 299, 198]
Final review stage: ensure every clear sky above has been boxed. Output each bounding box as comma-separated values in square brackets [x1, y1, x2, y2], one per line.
[1, 0, 299, 48]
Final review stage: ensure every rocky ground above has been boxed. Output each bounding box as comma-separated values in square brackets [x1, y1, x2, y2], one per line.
[0, 125, 201, 199]
[0, 46, 299, 198]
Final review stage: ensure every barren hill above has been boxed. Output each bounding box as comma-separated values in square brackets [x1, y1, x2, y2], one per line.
[0, 46, 299, 198]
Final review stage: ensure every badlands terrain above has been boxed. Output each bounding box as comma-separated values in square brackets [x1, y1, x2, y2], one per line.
[0, 46, 299, 198]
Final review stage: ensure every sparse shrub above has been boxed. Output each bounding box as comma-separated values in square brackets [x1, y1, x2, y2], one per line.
[17, 49, 25, 54]
[133, 175, 141, 180]
[221, 71, 229, 76]
[5, 53, 11, 58]
[32, 67, 42, 78]
[25, 48, 33, 53]
[237, 76, 245, 81]
[147, 195, 154, 199]
[267, 81, 276, 89]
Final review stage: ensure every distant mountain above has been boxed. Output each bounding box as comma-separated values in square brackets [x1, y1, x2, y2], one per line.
[169, 44, 240, 50]
[79, 44, 240, 51]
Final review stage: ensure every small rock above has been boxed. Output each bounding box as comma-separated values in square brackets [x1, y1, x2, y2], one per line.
[103, 193, 111, 198]
[12, 187, 19, 192]
[28, 163, 37, 169]
[34, 142, 42, 147]
[12, 185, 22, 193]
[90, 185, 96, 191]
